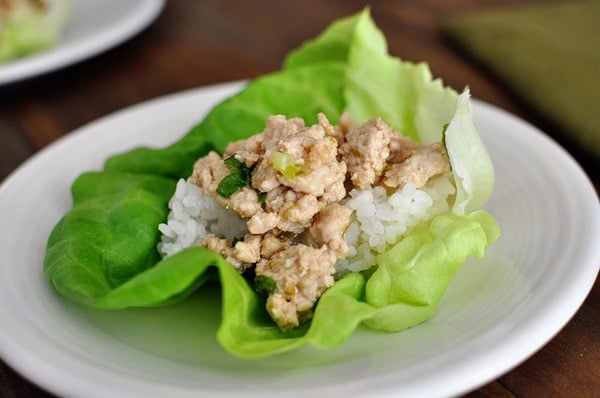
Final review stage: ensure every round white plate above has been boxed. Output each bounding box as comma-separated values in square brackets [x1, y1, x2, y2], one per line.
[0, 82, 598, 398]
[0, 0, 165, 86]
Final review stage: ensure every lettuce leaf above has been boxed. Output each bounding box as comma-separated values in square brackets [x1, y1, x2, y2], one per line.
[445, 89, 495, 215]
[342, 10, 458, 143]
[44, 9, 499, 357]
[104, 64, 346, 179]
[45, 172, 176, 305]
[0, 0, 70, 62]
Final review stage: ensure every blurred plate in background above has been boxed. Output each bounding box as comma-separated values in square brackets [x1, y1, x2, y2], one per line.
[0, 0, 165, 85]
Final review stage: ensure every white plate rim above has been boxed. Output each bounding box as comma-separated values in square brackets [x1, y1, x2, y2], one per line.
[0, 81, 599, 398]
[0, 0, 165, 86]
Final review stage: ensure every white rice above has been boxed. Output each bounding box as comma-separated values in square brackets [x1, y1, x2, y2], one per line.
[336, 176, 455, 273]
[158, 176, 455, 274]
[157, 179, 248, 257]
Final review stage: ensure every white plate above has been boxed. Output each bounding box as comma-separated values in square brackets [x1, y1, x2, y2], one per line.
[0, 82, 598, 398]
[0, 0, 165, 85]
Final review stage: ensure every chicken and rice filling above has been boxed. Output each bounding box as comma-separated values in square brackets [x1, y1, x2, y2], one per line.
[159, 113, 452, 330]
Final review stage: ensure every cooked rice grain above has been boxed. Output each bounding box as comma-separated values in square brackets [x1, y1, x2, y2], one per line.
[158, 179, 248, 257]
[159, 176, 455, 275]
[336, 176, 455, 273]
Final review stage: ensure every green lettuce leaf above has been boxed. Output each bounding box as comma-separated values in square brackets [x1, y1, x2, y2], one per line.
[44, 9, 499, 357]
[104, 64, 346, 179]
[343, 10, 458, 143]
[0, 0, 70, 62]
[445, 89, 495, 215]
[45, 172, 176, 305]
[47, 211, 498, 357]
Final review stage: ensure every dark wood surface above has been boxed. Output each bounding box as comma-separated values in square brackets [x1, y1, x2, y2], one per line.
[1, 1, 598, 397]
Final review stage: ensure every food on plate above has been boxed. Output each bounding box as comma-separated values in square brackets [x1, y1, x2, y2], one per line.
[0, 0, 70, 62]
[159, 113, 456, 330]
[44, 9, 499, 357]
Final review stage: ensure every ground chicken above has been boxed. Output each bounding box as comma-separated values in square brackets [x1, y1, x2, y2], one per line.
[251, 114, 346, 199]
[329, 112, 359, 148]
[201, 234, 242, 270]
[309, 203, 352, 258]
[185, 113, 451, 330]
[260, 233, 290, 258]
[227, 187, 261, 218]
[188, 151, 229, 193]
[224, 133, 263, 167]
[340, 117, 392, 189]
[383, 142, 450, 188]
[234, 234, 262, 264]
[340, 116, 450, 190]
[256, 244, 338, 330]
[247, 211, 279, 235]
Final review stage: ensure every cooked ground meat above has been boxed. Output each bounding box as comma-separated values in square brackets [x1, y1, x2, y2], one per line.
[383, 142, 450, 188]
[188, 112, 450, 330]
[309, 203, 352, 258]
[340, 117, 393, 189]
[256, 244, 338, 330]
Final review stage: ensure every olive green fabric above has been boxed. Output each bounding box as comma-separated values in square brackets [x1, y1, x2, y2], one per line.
[442, 1, 600, 159]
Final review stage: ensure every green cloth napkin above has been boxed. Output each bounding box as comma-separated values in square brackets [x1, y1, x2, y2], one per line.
[442, 1, 600, 159]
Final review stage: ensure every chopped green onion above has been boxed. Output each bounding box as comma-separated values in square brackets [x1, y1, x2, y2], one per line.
[253, 275, 277, 296]
[271, 151, 308, 179]
[258, 192, 268, 205]
[216, 156, 252, 198]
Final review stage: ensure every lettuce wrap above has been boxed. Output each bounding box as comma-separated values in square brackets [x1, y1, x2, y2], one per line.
[44, 10, 499, 357]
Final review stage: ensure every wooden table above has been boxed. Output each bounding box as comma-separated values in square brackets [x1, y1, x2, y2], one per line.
[1, 1, 597, 396]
